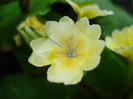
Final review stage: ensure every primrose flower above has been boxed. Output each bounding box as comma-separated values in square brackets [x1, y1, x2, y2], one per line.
[66, 0, 113, 20]
[106, 25, 133, 63]
[14, 33, 22, 46]
[18, 16, 46, 45]
[19, 16, 45, 33]
[29, 16, 105, 85]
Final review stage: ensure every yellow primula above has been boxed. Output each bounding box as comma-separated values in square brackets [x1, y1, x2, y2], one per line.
[28, 16, 105, 85]
[18, 16, 46, 45]
[106, 25, 133, 63]
[66, 0, 113, 20]
[19, 16, 45, 33]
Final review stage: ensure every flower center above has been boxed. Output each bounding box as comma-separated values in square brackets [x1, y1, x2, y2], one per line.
[66, 50, 77, 58]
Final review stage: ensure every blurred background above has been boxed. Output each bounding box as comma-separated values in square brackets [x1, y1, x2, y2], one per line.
[0, 0, 133, 99]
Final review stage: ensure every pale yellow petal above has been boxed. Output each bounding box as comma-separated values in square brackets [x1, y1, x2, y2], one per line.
[127, 25, 133, 45]
[29, 38, 62, 67]
[114, 45, 133, 58]
[28, 52, 52, 67]
[114, 46, 133, 62]
[75, 17, 101, 40]
[122, 25, 133, 46]
[75, 17, 90, 33]
[85, 25, 101, 40]
[82, 55, 100, 71]
[26, 16, 45, 33]
[47, 58, 83, 85]
[75, 50, 89, 67]
[45, 16, 74, 46]
[83, 4, 113, 19]
[46, 27, 91, 51]
[118, 28, 129, 46]
[30, 38, 61, 53]
[112, 29, 125, 46]
[88, 40, 105, 55]
[44, 21, 59, 39]
[72, 28, 92, 51]
[105, 37, 119, 50]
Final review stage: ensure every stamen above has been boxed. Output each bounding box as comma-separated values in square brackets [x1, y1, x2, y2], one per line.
[66, 50, 77, 58]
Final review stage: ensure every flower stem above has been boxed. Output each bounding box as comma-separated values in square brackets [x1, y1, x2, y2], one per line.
[18, 29, 31, 45]
[25, 25, 39, 39]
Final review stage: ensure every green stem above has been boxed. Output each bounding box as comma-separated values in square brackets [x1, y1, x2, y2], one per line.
[25, 25, 39, 39]
[35, 30, 46, 37]
[18, 29, 31, 45]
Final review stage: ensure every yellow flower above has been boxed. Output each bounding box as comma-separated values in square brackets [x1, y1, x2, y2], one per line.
[18, 16, 46, 45]
[19, 16, 45, 33]
[106, 25, 133, 63]
[28, 16, 105, 85]
[66, 0, 113, 20]
[14, 33, 22, 46]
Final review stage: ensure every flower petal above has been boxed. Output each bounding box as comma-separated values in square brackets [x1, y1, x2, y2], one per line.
[47, 58, 83, 85]
[28, 52, 52, 67]
[122, 25, 133, 46]
[106, 37, 119, 51]
[82, 55, 100, 71]
[112, 29, 128, 46]
[29, 38, 61, 67]
[83, 4, 113, 19]
[88, 40, 105, 55]
[85, 25, 101, 40]
[75, 17, 90, 33]
[45, 16, 74, 47]
[72, 28, 92, 51]
[30, 38, 61, 53]
[114, 45, 133, 58]
[75, 17, 101, 40]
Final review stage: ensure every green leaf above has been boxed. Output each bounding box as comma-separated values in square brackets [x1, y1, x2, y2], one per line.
[72, 0, 94, 3]
[0, 1, 26, 46]
[84, 47, 126, 98]
[94, 0, 133, 38]
[0, 73, 76, 99]
[29, 0, 56, 15]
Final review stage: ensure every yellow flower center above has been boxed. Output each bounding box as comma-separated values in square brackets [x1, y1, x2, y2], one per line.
[66, 50, 77, 58]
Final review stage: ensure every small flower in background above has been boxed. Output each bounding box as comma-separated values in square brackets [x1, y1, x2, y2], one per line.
[66, 0, 113, 20]
[17, 16, 46, 45]
[28, 16, 105, 85]
[19, 16, 45, 33]
[106, 25, 133, 63]
[14, 33, 22, 46]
